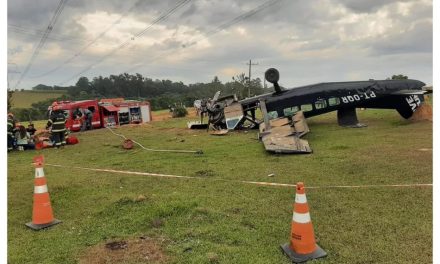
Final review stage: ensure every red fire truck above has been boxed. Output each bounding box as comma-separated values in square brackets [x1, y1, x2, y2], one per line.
[50, 99, 152, 132]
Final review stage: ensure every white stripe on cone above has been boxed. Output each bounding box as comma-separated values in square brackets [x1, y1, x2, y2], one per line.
[34, 185, 48, 194]
[293, 212, 311, 224]
[295, 193, 307, 204]
[35, 168, 45, 178]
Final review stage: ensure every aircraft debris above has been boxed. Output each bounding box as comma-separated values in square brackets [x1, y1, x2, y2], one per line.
[190, 67, 429, 154]
[209, 129, 228, 136]
[187, 121, 208, 129]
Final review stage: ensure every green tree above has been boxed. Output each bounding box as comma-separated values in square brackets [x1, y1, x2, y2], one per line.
[76, 76, 90, 90]
[32, 84, 53, 90]
[391, 74, 408, 80]
[7, 90, 14, 111]
[232, 73, 247, 99]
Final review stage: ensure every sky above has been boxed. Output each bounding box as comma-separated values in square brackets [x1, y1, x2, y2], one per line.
[7, 0, 433, 90]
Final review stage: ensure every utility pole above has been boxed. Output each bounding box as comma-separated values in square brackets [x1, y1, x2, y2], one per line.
[246, 59, 258, 97]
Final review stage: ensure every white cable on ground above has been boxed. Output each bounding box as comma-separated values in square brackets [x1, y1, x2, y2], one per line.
[46, 163, 432, 190]
[105, 126, 203, 154]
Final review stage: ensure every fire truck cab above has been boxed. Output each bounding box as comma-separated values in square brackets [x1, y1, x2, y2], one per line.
[50, 98, 152, 131]
[50, 100, 102, 132]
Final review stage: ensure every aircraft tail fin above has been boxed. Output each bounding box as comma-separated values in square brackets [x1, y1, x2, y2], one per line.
[395, 94, 425, 119]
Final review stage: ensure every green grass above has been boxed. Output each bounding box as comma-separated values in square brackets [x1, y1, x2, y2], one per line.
[8, 109, 432, 263]
[11, 90, 66, 108]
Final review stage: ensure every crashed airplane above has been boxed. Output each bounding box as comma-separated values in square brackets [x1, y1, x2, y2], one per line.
[191, 68, 429, 154]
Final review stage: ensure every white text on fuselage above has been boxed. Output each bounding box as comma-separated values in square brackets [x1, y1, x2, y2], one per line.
[341, 91, 376, 104]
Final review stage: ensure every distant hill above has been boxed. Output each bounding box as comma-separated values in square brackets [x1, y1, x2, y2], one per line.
[10, 90, 67, 108]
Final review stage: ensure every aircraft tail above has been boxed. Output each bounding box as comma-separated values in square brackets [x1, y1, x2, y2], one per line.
[395, 94, 425, 119]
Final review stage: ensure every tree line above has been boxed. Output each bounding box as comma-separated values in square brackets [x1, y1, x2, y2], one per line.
[10, 72, 273, 122]
[70, 73, 271, 109]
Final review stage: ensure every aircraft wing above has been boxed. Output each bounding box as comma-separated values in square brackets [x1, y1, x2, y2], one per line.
[391, 90, 428, 95]
[259, 111, 312, 154]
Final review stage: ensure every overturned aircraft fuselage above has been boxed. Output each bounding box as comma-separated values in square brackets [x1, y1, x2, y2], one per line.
[201, 68, 428, 154]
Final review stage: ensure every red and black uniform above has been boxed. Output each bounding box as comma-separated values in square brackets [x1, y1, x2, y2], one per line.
[46, 110, 66, 147]
[7, 115, 15, 151]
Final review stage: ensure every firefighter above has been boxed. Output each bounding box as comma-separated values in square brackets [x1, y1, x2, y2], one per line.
[83, 108, 93, 130]
[46, 108, 67, 148]
[7, 113, 16, 151]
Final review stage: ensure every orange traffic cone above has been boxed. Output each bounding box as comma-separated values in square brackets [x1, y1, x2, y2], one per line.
[25, 155, 61, 230]
[281, 182, 326, 263]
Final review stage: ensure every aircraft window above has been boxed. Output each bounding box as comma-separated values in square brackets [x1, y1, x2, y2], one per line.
[301, 104, 313, 112]
[283, 106, 299, 116]
[315, 99, 327, 109]
[328, 97, 340, 106]
[226, 118, 241, 130]
[268, 111, 278, 119]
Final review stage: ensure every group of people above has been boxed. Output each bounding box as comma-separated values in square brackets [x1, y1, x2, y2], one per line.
[7, 113, 37, 151]
[73, 107, 94, 131]
[7, 108, 79, 152]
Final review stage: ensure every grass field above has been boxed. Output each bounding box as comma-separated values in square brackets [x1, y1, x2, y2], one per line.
[10, 90, 66, 108]
[7, 108, 432, 263]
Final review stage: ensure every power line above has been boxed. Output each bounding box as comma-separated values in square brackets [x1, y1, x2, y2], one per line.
[124, 0, 283, 74]
[7, 62, 20, 90]
[28, 0, 142, 79]
[8, 24, 86, 43]
[199, 0, 282, 40]
[58, 0, 192, 86]
[13, 0, 68, 89]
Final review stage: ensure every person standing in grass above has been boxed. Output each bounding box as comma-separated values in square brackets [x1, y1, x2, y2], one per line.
[73, 107, 85, 131]
[46, 109, 67, 148]
[7, 113, 16, 152]
[83, 108, 93, 130]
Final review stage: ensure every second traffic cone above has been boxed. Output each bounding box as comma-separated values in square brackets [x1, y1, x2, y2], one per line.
[281, 182, 326, 263]
[25, 155, 61, 230]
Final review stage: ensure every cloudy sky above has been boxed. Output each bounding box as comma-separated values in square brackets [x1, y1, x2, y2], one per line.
[7, 0, 433, 90]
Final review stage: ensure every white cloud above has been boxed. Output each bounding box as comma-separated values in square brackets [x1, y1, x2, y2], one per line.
[6, 0, 433, 89]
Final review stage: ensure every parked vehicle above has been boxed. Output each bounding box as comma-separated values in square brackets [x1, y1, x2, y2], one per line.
[49, 98, 152, 132]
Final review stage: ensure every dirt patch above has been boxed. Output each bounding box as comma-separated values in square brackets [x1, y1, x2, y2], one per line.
[410, 104, 432, 122]
[151, 218, 165, 228]
[152, 108, 197, 122]
[194, 169, 216, 177]
[152, 111, 172, 122]
[105, 241, 128, 250]
[78, 237, 169, 264]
